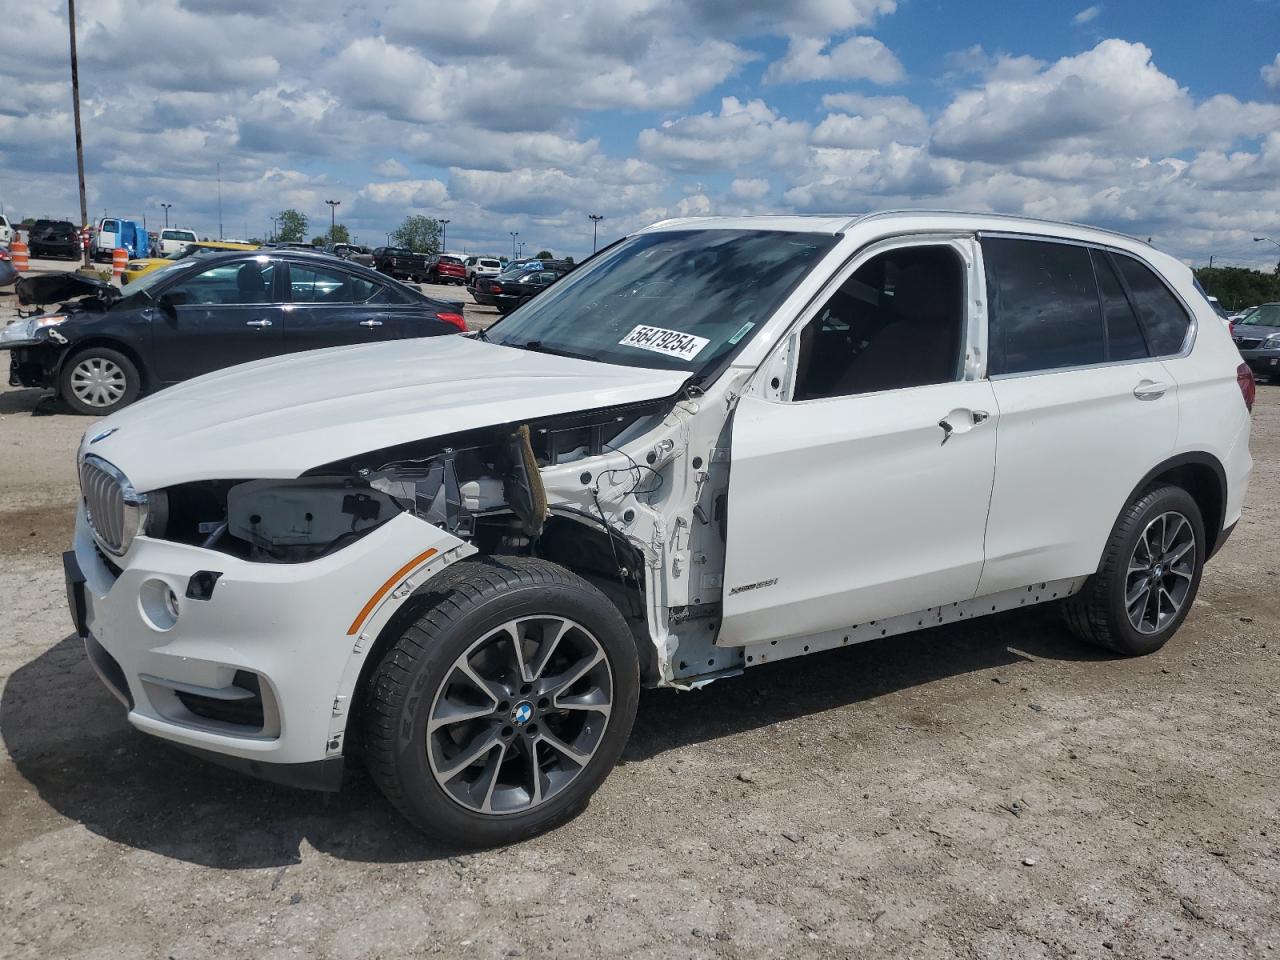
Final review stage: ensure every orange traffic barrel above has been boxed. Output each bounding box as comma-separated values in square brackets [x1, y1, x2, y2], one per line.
[10, 238, 28, 272]
[112, 247, 128, 279]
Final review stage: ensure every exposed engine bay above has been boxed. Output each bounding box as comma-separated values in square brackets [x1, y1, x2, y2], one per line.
[137, 389, 735, 686]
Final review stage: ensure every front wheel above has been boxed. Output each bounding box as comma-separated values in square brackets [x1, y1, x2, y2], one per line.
[59, 346, 142, 415]
[362, 557, 640, 847]
[1063, 484, 1205, 656]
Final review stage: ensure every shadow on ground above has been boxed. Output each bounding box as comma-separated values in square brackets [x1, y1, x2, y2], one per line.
[1, 607, 1106, 869]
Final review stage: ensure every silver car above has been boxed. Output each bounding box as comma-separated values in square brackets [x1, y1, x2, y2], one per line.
[1232, 302, 1280, 380]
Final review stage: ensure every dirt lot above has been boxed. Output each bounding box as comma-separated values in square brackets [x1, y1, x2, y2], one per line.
[1, 319, 1277, 958]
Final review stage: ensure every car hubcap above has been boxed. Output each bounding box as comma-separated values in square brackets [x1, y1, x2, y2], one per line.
[70, 357, 127, 407]
[1126, 510, 1196, 635]
[427, 615, 613, 815]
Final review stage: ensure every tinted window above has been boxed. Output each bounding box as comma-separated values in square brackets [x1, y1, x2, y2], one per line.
[794, 246, 965, 400]
[1091, 250, 1148, 361]
[1113, 254, 1192, 355]
[289, 263, 378, 303]
[167, 260, 277, 305]
[984, 238, 1104, 375]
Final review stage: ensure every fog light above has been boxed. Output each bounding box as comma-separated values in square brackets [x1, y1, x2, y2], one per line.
[138, 578, 180, 631]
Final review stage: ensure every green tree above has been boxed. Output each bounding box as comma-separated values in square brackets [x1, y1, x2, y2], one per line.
[535, 249, 553, 259]
[390, 215, 441, 254]
[310, 235, 327, 247]
[276, 208, 308, 242]
[1193, 266, 1280, 311]
[328, 223, 351, 245]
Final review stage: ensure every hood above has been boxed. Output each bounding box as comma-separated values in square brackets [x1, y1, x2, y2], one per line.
[17, 271, 116, 307]
[85, 334, 691, 491]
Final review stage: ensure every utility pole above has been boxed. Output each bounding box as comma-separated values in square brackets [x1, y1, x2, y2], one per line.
[438, 218, 450, 253]
[325, 200, 340, 243]
[68, 0, 90, 268]
[510, 231, 518, 260]
[588, 213, 604, 253]
[161, 202, 172, 228]
[217, 161, 223, 240]
[1209, 255, 1214, 269]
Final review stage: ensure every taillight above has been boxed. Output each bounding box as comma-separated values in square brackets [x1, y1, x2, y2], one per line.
[1228, 320, 1235, 336]
[491, 283, 502, 293]
[1237, 362, 1255, 412]
[435, 312, 467, 332]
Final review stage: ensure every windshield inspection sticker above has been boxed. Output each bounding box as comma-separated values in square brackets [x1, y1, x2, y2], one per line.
[619, 324, 711, 361]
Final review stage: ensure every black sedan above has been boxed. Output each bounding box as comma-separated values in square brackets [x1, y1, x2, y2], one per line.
[2, 249, 467, 414]
[471, 261, 572, 314]
[30, 221, 82, 260]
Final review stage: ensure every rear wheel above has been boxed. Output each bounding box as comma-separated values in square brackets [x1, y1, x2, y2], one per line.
[59, 346, 141, 415]
[362, 557, 639, 847]
[1063, 485, 1204, 656]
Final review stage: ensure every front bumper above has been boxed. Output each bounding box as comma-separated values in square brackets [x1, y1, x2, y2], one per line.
[69, 503, 471, 785]
[1238, 347, 1280, 378]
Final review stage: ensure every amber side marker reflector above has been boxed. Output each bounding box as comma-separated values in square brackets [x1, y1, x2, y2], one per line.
[347, 548, 439, 635]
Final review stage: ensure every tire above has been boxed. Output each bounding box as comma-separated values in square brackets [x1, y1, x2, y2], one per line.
[1062, 484, 1205, 656]
[362, 556, 640, 847]
[59, 346, 142, 415]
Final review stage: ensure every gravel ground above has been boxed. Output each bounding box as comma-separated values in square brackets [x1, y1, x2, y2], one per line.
[1, 304, 1277, 958]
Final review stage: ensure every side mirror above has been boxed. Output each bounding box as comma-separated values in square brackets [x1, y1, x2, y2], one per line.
[157, 290, 187, 312]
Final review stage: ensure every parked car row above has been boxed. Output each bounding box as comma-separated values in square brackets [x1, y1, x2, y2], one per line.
[2, 248, 468, 414]
[471, 258, 574, 313]
[1232, 301, 1280, 381]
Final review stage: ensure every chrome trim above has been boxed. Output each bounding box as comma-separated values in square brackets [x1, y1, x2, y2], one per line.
[79, 455, 148, 557]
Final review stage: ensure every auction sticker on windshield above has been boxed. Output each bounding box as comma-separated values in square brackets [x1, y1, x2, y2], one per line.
[619, 324, 710, 361]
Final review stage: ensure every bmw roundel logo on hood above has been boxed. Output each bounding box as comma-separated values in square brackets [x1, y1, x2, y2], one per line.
[89, 427, 118, 445]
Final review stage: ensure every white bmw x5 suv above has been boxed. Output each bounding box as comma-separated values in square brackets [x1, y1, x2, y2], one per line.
[66, 212, 1254, 846]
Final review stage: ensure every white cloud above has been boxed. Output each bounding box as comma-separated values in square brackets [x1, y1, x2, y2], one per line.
[638, 97, 810, 171]
[813, 94, 928, 148]
[932, 39, 1280, 161]
[1073, 5, 1102, 24]
[764, 35, 904, 85]
[374, 159, 410, 178]
[1263, 54, 1280, 89]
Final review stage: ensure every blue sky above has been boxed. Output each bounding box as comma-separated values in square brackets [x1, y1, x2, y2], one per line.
[1, 0, 1277, 266]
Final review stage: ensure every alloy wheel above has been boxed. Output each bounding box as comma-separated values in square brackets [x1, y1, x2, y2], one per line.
[70, 357, 127, 408]
[1125, 510, 1196, 635]
[427, 615, 613, 815]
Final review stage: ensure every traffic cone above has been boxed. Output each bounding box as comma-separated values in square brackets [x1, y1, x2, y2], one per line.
[112, 247, 128, 279]
[10, 238, 28, 272]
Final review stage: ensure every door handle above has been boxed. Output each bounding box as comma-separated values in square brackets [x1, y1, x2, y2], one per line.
[360, 319, 384, 327]
[938, 409, 990, 445]
[245, 319, 272, 327]
[1133, 379, 1169, 400]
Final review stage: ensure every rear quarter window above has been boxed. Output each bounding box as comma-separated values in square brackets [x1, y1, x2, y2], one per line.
[1112, 254, 1193, 356]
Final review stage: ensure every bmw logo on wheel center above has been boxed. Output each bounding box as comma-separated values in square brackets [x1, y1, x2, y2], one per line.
[511, 701, 534, 726]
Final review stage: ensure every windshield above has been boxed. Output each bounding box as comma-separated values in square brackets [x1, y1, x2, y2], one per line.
[1238, 303, 1280, 326]
[487, 229, 837, 376]
[384, 247, 411, 256]
[119, 260, 195, 298]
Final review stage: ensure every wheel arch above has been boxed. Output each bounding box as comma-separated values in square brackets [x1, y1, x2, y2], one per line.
[1127, 452, 1228, 557]
[57, 336, 151, 391]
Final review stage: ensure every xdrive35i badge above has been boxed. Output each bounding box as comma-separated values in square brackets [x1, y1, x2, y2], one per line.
[729, 577, 779, 597]
[89, 427, 118, 445]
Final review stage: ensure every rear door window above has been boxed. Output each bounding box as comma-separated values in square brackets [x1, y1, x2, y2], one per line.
[983, 237, 1105, 375]
[1112, 254, 1193, 356]
[288, 263, 378, 303]
[1091, 249, 1149, 361]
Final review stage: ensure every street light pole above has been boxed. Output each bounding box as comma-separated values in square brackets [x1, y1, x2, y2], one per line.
[510, 231, 518, 260]
[161, 203, 172, 229]
[217, 161, 224, 240]
[438, 218, 450, 253]
[325, 200, 340, 244]
[67, 0, 90, 268]
[1255, 237, 1280, 272]
[588, 213, 604, 253]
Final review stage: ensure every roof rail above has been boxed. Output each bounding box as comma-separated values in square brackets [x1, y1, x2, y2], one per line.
[844, 209, 1152, 247]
